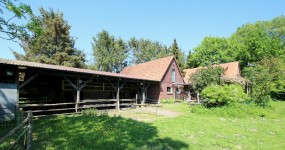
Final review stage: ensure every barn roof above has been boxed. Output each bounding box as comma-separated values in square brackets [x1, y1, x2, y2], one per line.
[183, 62, 242, 84]
[121, 56, 175, 81]
[0, 58, 159, 82]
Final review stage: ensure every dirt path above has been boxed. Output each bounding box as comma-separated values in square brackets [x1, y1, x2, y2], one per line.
[107, 106, 180, 122]
[135, 107, 179, 117]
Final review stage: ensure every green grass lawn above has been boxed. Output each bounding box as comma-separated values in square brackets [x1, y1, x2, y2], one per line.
[25, 101, 285, 149]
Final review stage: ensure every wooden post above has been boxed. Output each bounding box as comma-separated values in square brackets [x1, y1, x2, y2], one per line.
[189, 88, 191, 101]
[197, 92, 200, 104]
[26, 111, 33, 150]
[135, 94, 138, 104]
[76, 78, 80, 113]
[117, 81, 120, 110]
[246, 82, 249, 94]
[15, 69, 19, 114]
[142, 90, 145, 104]
[108, 79, 125, 110]
[140, 84, 150, 104]
[174, 85, 176, 100]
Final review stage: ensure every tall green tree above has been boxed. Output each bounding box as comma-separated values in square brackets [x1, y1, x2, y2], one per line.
[13, 8, 86, 68]
[0, 0, 32, 41]
[187, 37, 233, 68]
[229, 21, 283, 68]
[128, 37, 170, 64]
[92, 30, 129, 72]
[243, 57, 285, 105]
[169, 39, 186, 72]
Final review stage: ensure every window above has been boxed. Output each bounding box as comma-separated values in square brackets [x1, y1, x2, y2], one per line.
[171, 69, 176, 82]
[167, 87, 172, 94]
[0, 69, 15, 83]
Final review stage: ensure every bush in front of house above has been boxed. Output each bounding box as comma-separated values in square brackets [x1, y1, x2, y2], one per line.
[201, 84, 249, 107]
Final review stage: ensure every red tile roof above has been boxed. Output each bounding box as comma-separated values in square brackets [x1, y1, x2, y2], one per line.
[0, 58, 159, 82]
[121, 56, 175, 81]
[183, 62, 242, 84]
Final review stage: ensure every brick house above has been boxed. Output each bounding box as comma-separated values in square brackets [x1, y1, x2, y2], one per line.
[183, 62, 246, 101]
[121, 56, 185, 102]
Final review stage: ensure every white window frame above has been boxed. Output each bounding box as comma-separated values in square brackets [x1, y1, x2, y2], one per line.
[167, 86, 172, 94]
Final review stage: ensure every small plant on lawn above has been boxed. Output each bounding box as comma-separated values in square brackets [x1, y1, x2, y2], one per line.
[201, 84, 249, 107]
[160, 98, 176, 104]
[81, 108, 98, 116]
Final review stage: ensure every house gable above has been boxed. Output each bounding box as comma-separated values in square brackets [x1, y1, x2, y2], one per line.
[158, 58, 184, 99]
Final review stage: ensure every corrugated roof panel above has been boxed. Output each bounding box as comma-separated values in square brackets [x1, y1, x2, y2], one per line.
[0, 58, 159, 82]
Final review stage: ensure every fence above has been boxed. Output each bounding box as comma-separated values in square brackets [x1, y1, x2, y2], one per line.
[0, 110, 32, 150]
[19, 99, 136, 116]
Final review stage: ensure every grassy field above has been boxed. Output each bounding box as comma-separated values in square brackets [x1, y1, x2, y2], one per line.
[11, 101, 285, 149]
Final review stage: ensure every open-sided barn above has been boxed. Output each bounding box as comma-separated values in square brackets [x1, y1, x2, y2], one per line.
[0, 56, 184, 118]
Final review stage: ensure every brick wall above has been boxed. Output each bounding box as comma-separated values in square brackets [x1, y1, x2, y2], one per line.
[148, 59, 185, 101]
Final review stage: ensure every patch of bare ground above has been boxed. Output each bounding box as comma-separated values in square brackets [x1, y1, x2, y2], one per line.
[107, 106, 180, 122]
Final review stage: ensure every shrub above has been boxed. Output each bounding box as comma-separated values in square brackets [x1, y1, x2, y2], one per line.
[201, 84, 249, 107]
[190, 66, 224, 93]
[190, 102, 274, 118]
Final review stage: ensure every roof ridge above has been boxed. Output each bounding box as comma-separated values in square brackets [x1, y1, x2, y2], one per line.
[0, 58, 160, 82]
[184, 61, 240, 70]
[125, 55, 174, 68]
[120, 56, 175, 81]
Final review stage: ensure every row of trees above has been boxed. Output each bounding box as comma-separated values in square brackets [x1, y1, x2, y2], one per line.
[92, 31, 186, 72]
[1, 1, 186, 72]
[187, 16, 285, 69]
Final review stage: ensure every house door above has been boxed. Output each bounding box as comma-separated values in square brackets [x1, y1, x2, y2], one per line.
[175, 87, 181, 100]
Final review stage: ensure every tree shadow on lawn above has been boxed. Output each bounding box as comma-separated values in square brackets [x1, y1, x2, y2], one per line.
[32, 114, 189, 149]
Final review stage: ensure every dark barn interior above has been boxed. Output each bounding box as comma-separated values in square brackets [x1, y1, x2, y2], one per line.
[0, 60, 159, 117]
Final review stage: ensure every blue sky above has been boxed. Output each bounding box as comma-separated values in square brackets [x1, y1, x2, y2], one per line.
[1, 0, 285, 63]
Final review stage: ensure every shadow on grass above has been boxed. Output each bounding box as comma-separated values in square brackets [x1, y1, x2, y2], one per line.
[32, 114, 189, 149]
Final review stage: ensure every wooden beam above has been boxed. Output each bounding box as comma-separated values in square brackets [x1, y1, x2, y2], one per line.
[19, 73, 39, 89]
[79, 76, 94, 90]
[119, 81, 127, 90]
[108, 80, 117, 91]
[145, 84, 150, 90]
[137, 82, 143, 90]
[63, 76, 77, 90]
[82, 104, 117, 108]
[19, 102, 79, 107]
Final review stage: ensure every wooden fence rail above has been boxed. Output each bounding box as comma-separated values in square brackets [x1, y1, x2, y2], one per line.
[19, 99, 136, 116]
[0, 111, 33, 150]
